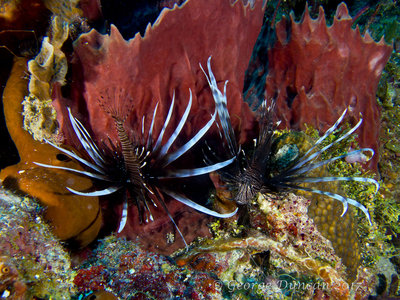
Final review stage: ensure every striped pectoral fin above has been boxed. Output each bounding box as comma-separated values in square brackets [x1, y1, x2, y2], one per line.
[67, 107, 106, 167]
[158, 157, 235, 179]
[117, 195, 129, 233]
[293, 108, 349, 169]
[159, 90, 192, 159]
[33, 162, 111, 181]
[146, 102, 159, 149]
[288, 148, 375, 177]
[200, 56, 238, 156]
[38, 139, 105, 174]
[162, 109, 217, 167]
[66, 185, 122, 196]
[153, 92, 175, 153]
[290, 176, 380, 193]
[282, 183, 372, 226]
[162, 189, 238, 218]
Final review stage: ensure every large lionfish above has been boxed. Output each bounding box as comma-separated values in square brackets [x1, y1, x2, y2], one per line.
[34, 87, 237, 248]
[201, 57, 379, 224]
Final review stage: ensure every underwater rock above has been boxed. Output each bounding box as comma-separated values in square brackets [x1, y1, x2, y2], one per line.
[265, 3, 392, 170]
[270, 130, 362, 280]
[176, 192, 381, 299]
[0, 58, 101, 247]
[73, 191, 386, 299]
[74, 236, 223, 299]
[176, 233, 349, 299]
[250, 193, 343, 270]
[0, 188, 75, 298]
[0, 256, 27, 299]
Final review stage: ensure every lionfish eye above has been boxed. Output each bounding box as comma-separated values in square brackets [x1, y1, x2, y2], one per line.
[56, 153, 72, 162]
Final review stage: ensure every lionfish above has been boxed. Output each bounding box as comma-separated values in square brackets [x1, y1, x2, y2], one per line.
[34, 87, 237, 248]
[200, 57, 379, 225]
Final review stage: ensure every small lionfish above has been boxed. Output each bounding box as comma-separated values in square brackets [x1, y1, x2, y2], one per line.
[200, 57, 379, 225]
[35, 87, 237, 248]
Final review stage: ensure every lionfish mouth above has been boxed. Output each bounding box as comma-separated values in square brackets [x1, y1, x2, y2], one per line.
[201, 56, 379, 226]
[34, 84, 238, 249]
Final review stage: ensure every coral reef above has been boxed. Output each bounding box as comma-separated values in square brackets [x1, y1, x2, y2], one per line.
[21, 95, 58, 142]
[73, 191, 372, 299]
[0, 188, 75, 298]
[304, 121, 400, 296]
[176, 192, 380, 300]
[27, 16, 68, 99]
[0, 58, 101, 247]
[378, 50, 400, 200]
[374, 53, 400, 294]
[0, 256, 27, 299]
[72, 174, 395, 299]
[0, 1, 398, 298]
[264, 3, 392, 170]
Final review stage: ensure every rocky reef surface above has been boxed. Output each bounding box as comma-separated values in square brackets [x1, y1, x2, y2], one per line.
[0, 188, 75, 299]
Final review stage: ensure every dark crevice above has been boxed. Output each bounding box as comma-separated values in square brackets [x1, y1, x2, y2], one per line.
[285, 86, 297, 109]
